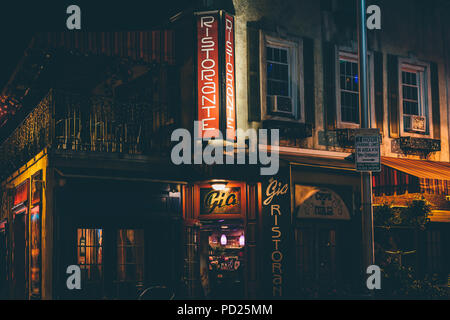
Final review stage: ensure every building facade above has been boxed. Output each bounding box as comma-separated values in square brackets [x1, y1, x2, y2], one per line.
[0, 0, 449, 299]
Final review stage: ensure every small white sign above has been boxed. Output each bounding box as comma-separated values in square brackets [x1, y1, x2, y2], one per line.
[355, 129, 381, 172]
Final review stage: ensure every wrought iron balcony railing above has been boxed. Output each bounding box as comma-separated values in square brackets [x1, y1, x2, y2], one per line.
[0, 89, 175, 180]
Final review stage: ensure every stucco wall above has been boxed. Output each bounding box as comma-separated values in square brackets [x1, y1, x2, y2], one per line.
[231, 0, 450, 161]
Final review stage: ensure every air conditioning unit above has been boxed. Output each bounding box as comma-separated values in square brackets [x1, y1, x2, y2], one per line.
[267, 95, 293, 116]
[404, 115, 426, 133]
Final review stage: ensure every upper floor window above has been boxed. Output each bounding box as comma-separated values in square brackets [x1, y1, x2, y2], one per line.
[266, 46, 290, 105]
[336, 50, 375, 129]
[260, 33, 304, 122]
[400, 63, 429, 134]
[338, 53, 359, 125]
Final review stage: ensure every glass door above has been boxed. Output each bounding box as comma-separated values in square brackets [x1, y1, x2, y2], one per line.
[200, 221, 245, 299]
[74, 227, 146, 299]
[115, 229, 144, 299]
[76, 228, 104, 299]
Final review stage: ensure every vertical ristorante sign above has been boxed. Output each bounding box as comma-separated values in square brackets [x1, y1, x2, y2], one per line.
[196, 11, 236, 141]
[261, 166, 292, 298]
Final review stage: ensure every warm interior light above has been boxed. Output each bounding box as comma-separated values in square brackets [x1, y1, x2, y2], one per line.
[220, 234, 227, 246]
[211, 180, 228, 191]
[239, 234, 245, 246]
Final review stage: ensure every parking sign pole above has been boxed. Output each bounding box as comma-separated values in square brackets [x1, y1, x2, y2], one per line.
[357, 0, 375, 273]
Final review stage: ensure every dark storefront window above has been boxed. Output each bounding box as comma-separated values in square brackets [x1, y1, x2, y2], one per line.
[30, 206, 41, 297]
[77, 228, 103, 283]
[30, 171, 42, 298]
[0, 221, 7, 299]
[12, 180, 29, 299]
[117, 229, 144, 283]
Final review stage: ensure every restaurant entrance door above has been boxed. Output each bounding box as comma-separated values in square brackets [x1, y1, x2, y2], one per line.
[295, 223, 338, 291]
[199, 221, 245, 299]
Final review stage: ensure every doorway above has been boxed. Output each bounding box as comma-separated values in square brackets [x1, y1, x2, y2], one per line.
[295, 222, 346, 297]
[199, 221, 245, 299]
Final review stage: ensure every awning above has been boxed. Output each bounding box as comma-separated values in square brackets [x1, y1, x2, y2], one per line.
[381, 157, 450, 180]
[374, 156, 450, 196]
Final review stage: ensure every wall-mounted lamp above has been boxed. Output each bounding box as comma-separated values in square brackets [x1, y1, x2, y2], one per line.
[211, 180, 228, 191]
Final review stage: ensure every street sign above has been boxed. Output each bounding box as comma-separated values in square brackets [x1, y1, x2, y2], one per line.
[355, 129, 381, 172]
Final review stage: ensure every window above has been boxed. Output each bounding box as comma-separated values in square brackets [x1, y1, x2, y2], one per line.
[336, 50, 375, 129]
[30, 206, 41, 297]
[339, 54, 359, 124]
[266, 46, 290, 98]
[77, 228, 103, 283]
[117, 229, 144, 283]
[30, 171, 42, 298]
[0, 221, 7, 299]
[400, 63, 429, 134]
[261, 34, 303, 121]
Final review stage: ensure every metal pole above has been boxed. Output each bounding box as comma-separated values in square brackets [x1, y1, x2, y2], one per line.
[357, 0, 375, 273]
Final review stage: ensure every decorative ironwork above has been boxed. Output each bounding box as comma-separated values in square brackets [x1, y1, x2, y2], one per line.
[0, 86, 175, 180]
[262, 120, 312, 147]
[0, 92, 52, 179]
[397, 137, 441, 155]
[335, 128, 357, 148]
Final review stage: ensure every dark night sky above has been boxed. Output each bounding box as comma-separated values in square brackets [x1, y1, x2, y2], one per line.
[0, 0, 194, 90]
[0, 0, 448, 92]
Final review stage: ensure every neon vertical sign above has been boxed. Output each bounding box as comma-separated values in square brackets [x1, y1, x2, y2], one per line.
[197, 12, 220, 139]
[196, 11, 236, 141]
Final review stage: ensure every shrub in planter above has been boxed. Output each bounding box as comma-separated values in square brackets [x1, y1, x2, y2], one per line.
[378, 261, 448, 299]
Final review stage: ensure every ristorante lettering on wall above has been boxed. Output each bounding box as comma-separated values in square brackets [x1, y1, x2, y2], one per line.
[261, 168, 292, 298]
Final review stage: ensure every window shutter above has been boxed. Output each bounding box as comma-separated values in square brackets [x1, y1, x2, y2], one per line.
[322, 42, 336, 130]
[430, 62, 440, 140]
[387, 54, 399, 138]
[247, 25, 261, 122]
[303, 37, 315, 126]
[374, 51, 384, 132]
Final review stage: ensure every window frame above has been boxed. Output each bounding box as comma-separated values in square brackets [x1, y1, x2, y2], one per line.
[335, 49, 375, 129]
[259, 31, 305, 123]
[77, 228, 104, 285]
[398, 58, 433, 138]
[116, 229, 145, 284]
